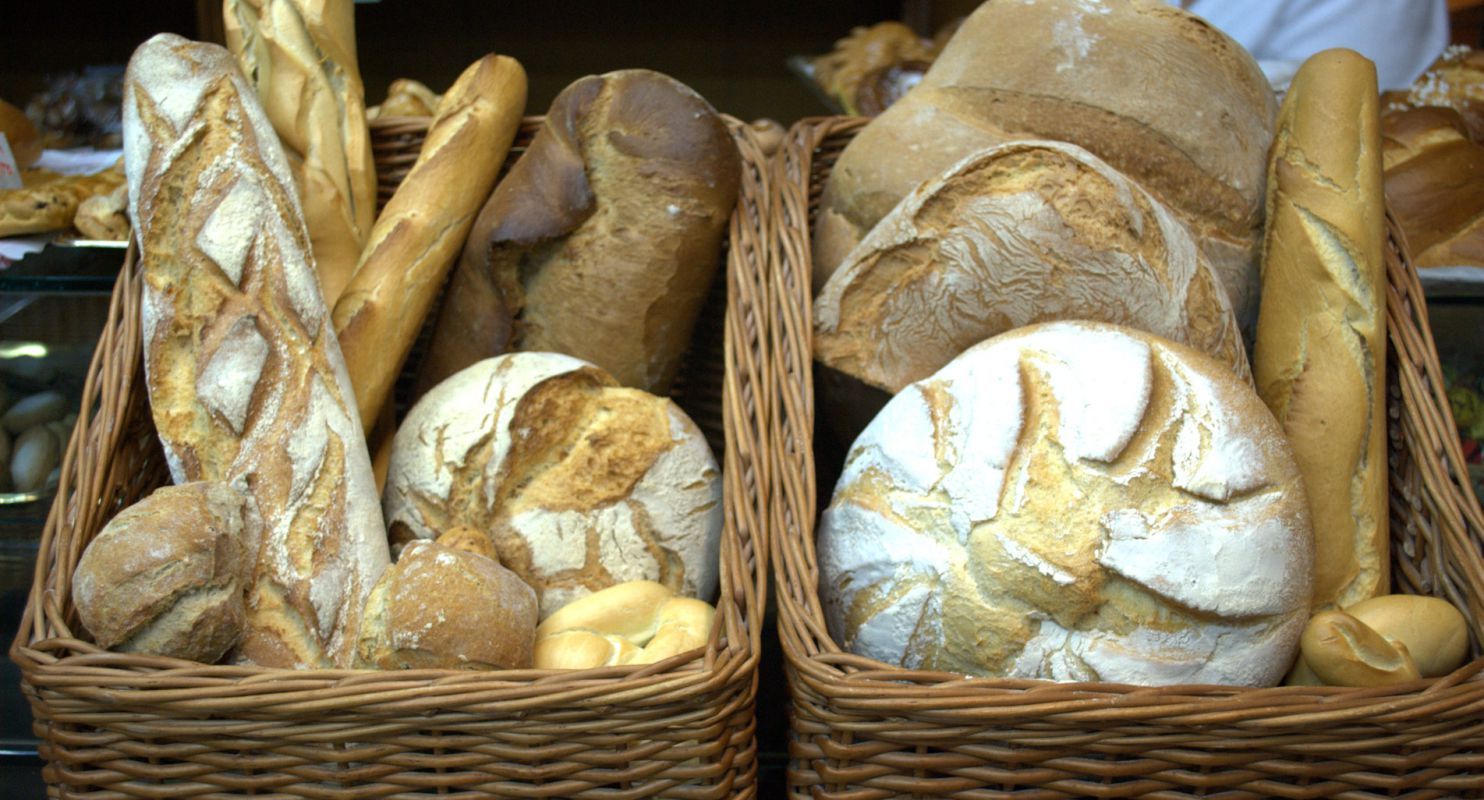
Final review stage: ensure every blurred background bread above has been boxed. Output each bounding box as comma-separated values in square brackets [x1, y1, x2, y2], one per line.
[1381, 105, 1484, 268]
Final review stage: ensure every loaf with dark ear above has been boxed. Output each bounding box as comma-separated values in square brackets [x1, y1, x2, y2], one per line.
[123, 34, 389, 669]
[416, 69, 740, 396]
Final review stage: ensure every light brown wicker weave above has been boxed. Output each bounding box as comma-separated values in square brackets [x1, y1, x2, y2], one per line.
[12, 117, 772, 799]
[770, 116, 1484, 800]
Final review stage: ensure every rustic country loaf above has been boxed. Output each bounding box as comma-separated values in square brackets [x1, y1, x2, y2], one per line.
[416, 69, 740, 396]
[1380, 105, 1484, 268]
[1254, 49, 1389, 611]
[333, 53, 527, 433]
[356, 527, 537, 670]
[224, 0, 377, 305]
[385, 353, 722, 619]
[813, 0, 1277, 324]
[818, 321, 1313, 685]
[814, 141, 1249, 435]
[72, 482, 251, 663]
[123, 34, 390, 668]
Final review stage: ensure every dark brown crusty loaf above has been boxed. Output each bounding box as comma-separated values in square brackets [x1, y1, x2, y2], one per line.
[1380, 105, 1484, 268]
[122, 34, 389, 669]
[416, 69, 740, 396]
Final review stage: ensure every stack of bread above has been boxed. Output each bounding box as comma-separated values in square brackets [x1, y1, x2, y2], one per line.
[0, 99, 130, 241]
[68, 0, 742, 673]
[811, 0, 1472, 687]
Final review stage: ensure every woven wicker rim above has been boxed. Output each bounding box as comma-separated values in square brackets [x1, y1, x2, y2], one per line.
[769, 115, 1484, 712]
[12, 117, 773, 716]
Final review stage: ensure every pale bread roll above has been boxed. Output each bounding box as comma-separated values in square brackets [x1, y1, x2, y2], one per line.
[384, 353, 722, 619]
[533, 580, 715, 669]
[813, 0, 1277, 323]
[1346, 595, 1470, 678]
[123, 34, 390, 668]
[355, 527, 537, 670]
[1300, 610, 1421, 687]
[814, 141, 1249, 415]
[1254, 49, 1388, 611]
[819, 321, 1313, 686]
[224, 0, 377, 305]
[72, 482, 251, 663]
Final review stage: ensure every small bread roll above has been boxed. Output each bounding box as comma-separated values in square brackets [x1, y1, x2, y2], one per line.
[1301, 610, 1421, 687]
[71, 482, 251, 662]
[533, 580, 715, 670]
[1346, 595, 1470, 678]
[356, 528, 537, 670]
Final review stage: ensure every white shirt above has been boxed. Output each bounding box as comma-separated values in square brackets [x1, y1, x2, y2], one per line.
[1172, 0, 1450, 89]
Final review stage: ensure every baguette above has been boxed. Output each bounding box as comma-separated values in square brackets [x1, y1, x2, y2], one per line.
[123, 34, 389, 668]
[332, 54, 526, 433]
[224, 0, 377, 306]
[1253, 49, 1388, 610]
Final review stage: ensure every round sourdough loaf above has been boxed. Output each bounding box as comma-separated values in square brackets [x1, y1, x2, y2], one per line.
[814, 141, 1249, 406]
[385, 353, 722, 619]
[817, 322, 1313, 686]
[812, 0, 1276, 325]
[72, 481, 252, 663]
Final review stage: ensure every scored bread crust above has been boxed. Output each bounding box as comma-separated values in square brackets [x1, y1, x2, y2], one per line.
[1380, 105, 1484, 268]
[385, 353, 722, 619]
[818, 321, 1313, 686]
[123, 34, 390, 669]
[814, 140, 1250, 401]
[1254, 49, 1389, 611]
[812, 0, 1276, 324]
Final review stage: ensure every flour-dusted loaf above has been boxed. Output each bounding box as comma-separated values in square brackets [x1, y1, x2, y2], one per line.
[813, 0, 1277, 324]
[224, 0, 377, 305]
[356, 527, 537, 670]
[1254, 49, 1388, 611]
[818, 321, 1313, 685]
[814, 141, 1249, 410]
[386, 353, 722, 619]
[416, 69, 740, 396]
[72, 481, 252, 663]
[123, 34, 390, 668]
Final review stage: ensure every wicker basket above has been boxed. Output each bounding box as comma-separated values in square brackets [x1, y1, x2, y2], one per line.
[770, 116, 1484, 799]
[11, 116, 772, 799]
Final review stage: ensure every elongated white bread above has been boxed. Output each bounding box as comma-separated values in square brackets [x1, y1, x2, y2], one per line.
[333, 54, 527, 433]
[1254, 49, 1389, 611]
[224, 0, 377, 306]
[123, 34, 390, 668]
[814, 141, 1249, 406]
[385, 353, 722, 619]
[818, 321, 1313, 686]
[813, 0, 1277, 325]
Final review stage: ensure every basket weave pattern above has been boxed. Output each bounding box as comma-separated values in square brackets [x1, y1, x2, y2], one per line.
[11, 118, 772, 799]
[769, 116, 1484, 799]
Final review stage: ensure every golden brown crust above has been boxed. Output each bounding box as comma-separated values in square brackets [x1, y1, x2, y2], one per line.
[0, 163, 124, 237]
[0, 97, 42, 168]
[1380, 105, 1484, 268]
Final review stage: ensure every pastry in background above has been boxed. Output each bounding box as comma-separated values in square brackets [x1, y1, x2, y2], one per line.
[73, 183, 130, 241]
[1384, 45, 1484, 141]
[71, 482, 252, 663]
[533, 581, 715, 670]
[808, 21, 939, 116]
[385, 353, 722, 619]
[24, 66, 125, 149]
[1254, 49, 1389, 611]
[813, 0, 1277, 328]
[417, 69, 740, 396]
[224, 0, 378, 306]
[817, 321, 1314, 686]
[0, 98, 42, 168]
[356, 527, 537, 670]
[1380, 105, 1484, 268]
[367, 78, 442, 119]
[0, 162, 123, 238]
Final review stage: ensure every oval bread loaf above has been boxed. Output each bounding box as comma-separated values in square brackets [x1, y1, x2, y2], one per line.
[1346, 595, 1470, 678]
[533, 580, 715, 670]
[1300, 610, 1421, 687]
[385, 353, 722, 619]
[818, 321, 1313, 685]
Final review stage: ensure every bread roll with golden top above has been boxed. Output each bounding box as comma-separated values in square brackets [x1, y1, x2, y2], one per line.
[224, 0, 377, 305]
[1254, 49, 1388, 611]
[813, 0, 1277, 325]
[356, 527, 536, 670]
[0, 97, 42, 168]
[813, 140, 1249, 440]
[1393, 45, 1484, 140]
[1380, 105, 1484, 268]
[1300, 610, 1421, 687]
[72, 482, 251, 663]
[368, 78, 441, 119]
[385, 353, 722, 619]
[819, 321, 1313, 685]
[1346, 595, 1470, 678]
[533, 580, 715, 669]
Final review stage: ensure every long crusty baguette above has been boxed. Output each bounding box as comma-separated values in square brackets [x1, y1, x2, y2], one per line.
[123, 34, 389, 668]
[332, 54, 526, 432]
[224, 0, 377, 306]
[1254, 49, 1388, 610]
